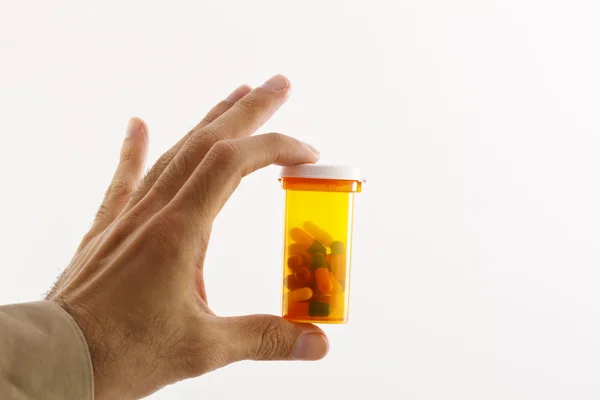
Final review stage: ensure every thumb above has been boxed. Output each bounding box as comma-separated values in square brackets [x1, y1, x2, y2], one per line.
[217, 314, 329, 362]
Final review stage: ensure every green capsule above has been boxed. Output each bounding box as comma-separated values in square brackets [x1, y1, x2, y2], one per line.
[331, 241, 345, 255]
[307, 240, 326, 255]
[308, 301, 331, 317]
[311, 252, 326, 270]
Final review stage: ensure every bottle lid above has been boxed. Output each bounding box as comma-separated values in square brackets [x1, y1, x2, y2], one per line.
[280, 164, 365, 182]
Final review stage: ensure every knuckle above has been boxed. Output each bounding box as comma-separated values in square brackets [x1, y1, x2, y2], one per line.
[264, 133, 286, 164]
[94, 204, 108, 221]
[80, 231, 95, 244]
[114, 204, 145, 232]
[256, 319, 287, 360]
[188, 128, 221, 152]
[98, 216, 137, 248]
[139, 168, 160, 192]
[207, 139, 238, 166]
[266, 132, 286, 145]
[153, 151, 174, 174]
[106, 177, 134, 200]
[127, 187, 142, 204]
[141, 149, 176, 187]
[78, 231, 98, 250]
[140, 168, 157, 190]
[154, 152, 189, 195]
[168, 152, 191, 181]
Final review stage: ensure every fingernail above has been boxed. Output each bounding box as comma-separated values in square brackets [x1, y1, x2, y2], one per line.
[303, 142, 320, 155]
[225, 85, 251, 103]
[126, 118, 142, 138]
[260, 74, 289, 91]
[292, 333, 329, 360]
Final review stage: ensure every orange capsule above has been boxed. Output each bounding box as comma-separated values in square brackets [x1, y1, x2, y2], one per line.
[290, 227, 326, 254]
[287, 254, 304, 271]
[328, 292, 346, 316]
[288, 287, 313, 302]
[288, 242, 307, 254]
[329, 270, 344, 293]
[294, 267, 314, 286]
[314, 267, 333, 295]
[330, 254, 346, 281]
[325, 253, 331, 266]
[303, 221, 334, 247]
[285, 301, 309, 318]
[290, 227, 314, 247]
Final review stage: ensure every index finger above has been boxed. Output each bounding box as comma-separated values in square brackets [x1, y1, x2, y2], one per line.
[173, 133, 319, 223]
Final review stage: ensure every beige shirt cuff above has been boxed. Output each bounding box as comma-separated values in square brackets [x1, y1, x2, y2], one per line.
[0, 300, 93, 399]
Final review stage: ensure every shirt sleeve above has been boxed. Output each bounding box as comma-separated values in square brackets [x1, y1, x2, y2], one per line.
[0, 300, 93, 400]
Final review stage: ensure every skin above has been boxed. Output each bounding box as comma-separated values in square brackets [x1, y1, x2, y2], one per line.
[45, 74, 329, 400]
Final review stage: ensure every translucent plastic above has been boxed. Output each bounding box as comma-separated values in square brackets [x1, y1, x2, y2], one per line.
[280, 177, 362, 324]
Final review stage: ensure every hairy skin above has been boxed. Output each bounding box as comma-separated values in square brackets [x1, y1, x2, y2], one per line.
[45, 76, 329, 400]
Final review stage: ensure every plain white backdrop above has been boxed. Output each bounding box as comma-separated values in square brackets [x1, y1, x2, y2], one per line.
[2, 0, 600, 399]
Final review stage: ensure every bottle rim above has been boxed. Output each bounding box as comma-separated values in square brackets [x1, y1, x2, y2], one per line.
[279, 164, 365, 182]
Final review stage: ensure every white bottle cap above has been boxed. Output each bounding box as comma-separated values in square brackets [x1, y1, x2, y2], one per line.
[280, 164, 365, 182]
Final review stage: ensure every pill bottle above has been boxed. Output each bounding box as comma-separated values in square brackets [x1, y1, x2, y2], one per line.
[279, 164, 364, 324]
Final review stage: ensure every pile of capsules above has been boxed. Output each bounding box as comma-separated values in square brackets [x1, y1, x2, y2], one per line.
[284, 221, 346, 318]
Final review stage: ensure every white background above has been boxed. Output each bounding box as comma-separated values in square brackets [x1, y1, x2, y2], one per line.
[1, 1, 600, 399]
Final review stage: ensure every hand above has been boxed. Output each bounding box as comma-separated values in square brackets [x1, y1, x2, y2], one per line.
[46, 74, 328, 400]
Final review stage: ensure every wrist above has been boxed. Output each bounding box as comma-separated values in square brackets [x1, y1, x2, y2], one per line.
[51, 298, 116, 399]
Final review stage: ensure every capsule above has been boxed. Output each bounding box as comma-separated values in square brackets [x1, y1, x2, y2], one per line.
[285, 301, 309, 318]
[311, 253, 327, 270]
[298, 251, 312, 267]
[328, 292, 346, 317]
[330, 241, 346, 281]
[288, 242, 306, 255]
[314, 267, 333, 295]
[287, 254, 304, 271]
[309, 287, 322, 301]
[329, 270, 344, 293]
[285, 274, 302, 290]
[308, 301, 331, 317]
[331, 241, 345, 255]
[330, 254, 346, 281]
[290, 227, 326, 254]
[303, 221, 334, 247]
[290, 227, 313, 246]
[287, 244, 312, 267]
[294, 267, 314, 286]
[288, 287, 313, 302]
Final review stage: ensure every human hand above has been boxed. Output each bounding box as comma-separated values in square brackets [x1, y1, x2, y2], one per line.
[46, 74, 328, 400]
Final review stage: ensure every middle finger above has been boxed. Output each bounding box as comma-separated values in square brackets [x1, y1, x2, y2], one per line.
[147, 74, 291, 205]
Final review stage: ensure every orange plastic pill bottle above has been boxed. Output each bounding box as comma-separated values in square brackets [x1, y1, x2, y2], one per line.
[279, 165, 364, 324]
